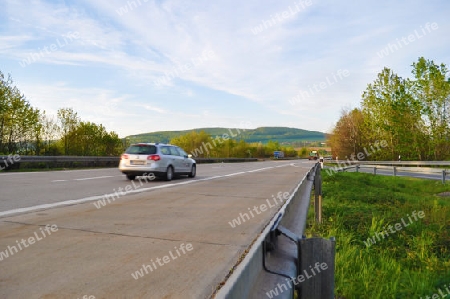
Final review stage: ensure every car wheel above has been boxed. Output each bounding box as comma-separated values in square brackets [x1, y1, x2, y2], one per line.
[126, 174, 136, 180]
[165, 166, 174, 181]
[188, 164, 196, 178]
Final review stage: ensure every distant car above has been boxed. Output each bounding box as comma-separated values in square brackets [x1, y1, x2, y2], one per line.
[308, 150, 319, 160]
[119, 143, 196, 181]
[273, 150, 284, 159]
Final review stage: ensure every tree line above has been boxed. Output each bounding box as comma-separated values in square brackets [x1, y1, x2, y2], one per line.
[169, 130, 300, 158]
[328, 57, 450, 161]
[0, 71, 124, 156]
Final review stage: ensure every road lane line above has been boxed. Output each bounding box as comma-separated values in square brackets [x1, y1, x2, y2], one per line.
[247, 167, 274, 173]
[51, 175, 122, 182]
[223, 172, 246, 177]
[74, 175, 114, 181]
[0, 165, 287, 217]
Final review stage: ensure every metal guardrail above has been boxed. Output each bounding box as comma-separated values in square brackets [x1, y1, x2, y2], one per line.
[0, 156, 258, 170]
[329, 160, 450, 166]
[0, 155, 120, 170]
[326, 161, 449, 183]
[215, 163, 333, 299]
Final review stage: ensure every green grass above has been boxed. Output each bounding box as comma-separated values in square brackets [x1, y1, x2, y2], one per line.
[306, 172, 450, 298]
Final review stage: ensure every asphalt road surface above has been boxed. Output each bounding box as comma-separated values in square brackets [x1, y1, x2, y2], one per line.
[0, 160, 314, 299]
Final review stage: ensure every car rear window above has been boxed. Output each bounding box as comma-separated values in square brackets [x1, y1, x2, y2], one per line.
[125, 145, 157, 155]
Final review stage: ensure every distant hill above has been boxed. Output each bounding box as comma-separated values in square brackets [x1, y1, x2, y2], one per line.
[126, 127, 326, 145]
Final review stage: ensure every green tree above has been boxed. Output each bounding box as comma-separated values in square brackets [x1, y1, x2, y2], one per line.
[170, 131, 213, 158]
[64, 121, 123, 156]
[328, 108, 364, 159]
[0, 71, 41, 154]
[57, 108, 79, 155]
[298, 147, 309, 158]
[265, 140, 280, 157]
[39, 112, 60, 155]
[360, 67, 428, 160]
[330, 58, 450, 161]
[411, 57, 450, 160]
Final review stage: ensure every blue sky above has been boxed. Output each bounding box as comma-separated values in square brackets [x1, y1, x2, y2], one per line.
[1, 0, 449, 138]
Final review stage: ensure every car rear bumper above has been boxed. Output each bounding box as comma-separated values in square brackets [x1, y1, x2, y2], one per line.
[119, 162, 166, 174]
[119, 169, 167, 177]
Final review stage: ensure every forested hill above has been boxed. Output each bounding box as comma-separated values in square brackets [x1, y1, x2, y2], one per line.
[127, 127, 326, 145]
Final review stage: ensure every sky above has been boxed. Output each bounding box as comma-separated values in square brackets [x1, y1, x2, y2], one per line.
[1, 0, 449, 138]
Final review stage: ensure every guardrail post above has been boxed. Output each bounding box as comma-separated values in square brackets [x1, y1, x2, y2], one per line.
[356, 165, 359, 173]
[298, 237, 335, 299]
[373, 167, 377, 175]
[443, 170, 446, 184]
[393, 166, 397, 177]
[314, 165, 322, 223]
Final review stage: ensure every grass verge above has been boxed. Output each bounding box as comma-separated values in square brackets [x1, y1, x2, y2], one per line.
[306, 172, 450, 298]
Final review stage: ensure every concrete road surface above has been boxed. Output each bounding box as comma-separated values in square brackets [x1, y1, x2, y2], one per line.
[0, 160, 313, 299]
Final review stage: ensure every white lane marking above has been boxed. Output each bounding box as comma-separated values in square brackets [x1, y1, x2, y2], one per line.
[247, 167, 274, 173]
[0, 166, 282, 217]
[74, 175, 114, 181]
[223, 172, 246, 177]
[51, 175, 121, 182]
[197, 175, 223, 181]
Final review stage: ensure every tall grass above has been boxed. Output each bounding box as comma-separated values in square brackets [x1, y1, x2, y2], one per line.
[306, 172, 450, 298]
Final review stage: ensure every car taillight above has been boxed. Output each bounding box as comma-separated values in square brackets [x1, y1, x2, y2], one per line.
[121, 154, 129, 160]
[148, 155, 161, 161]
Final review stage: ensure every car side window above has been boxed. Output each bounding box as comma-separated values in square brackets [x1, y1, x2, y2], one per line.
[169, 146, 181, 156]
[160, 146, 171, 155]
[177, 148, 187, 157]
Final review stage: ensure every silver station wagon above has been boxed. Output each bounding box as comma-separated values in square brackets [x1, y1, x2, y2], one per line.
[119, 143, 196, 181]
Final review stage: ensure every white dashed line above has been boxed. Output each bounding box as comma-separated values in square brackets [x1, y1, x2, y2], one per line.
[74, 175, 114, 181]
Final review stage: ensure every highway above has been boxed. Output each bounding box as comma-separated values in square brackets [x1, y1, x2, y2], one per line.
[0, 160, 314, 299]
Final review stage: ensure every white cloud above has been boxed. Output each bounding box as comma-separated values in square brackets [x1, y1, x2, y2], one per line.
[1, 0, 449, 137]
[142, 105, 166, 114]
